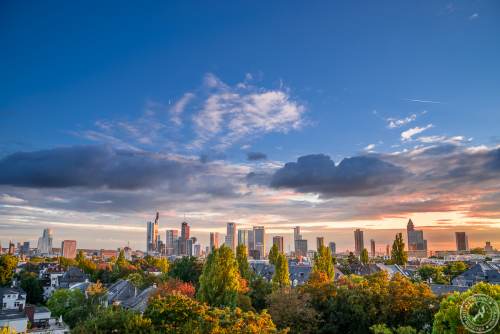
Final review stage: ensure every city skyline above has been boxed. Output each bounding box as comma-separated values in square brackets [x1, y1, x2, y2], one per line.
[1, 1, 500, 251]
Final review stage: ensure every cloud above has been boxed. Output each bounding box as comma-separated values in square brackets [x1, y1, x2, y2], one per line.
[246, 152, 267, 161]
[0, 194, 25, 204]
[387, 114, 417, 129]
[401, 124, 433, 141]
[469, 13, 479, 20]
[0, 145, 205, 191]
[191, 74, 306, 150]
[270, 154, 407, 197]
[363, 144, 376, 152]
[405, 99, 442, 104]
[169, 93, 195, 126]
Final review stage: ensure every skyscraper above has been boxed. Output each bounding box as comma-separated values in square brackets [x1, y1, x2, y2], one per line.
[295, 239, 308, 258]
[253, 226, 265, 258]
[248, 229, 255, 251]
[225, 222, 237, 251]
[61, 240, 77, 259]
[209, 232, 219, 251]
[273, 236, 284, 253]
[328, 241, 336, 255]
[407, 219, 428, 258]
[146, 212, 160, 253]
[238, 229, 250, 248]
[354, 229, 364, 255]
[316, 237, 324, 250]
[455, 232, 469, 252]
[180, 221, 190, 255]
[37, 228, 53, 255]
[166, 230, 179, 255]
[294, 226, 301, 241]
[370, 239, 376, 257]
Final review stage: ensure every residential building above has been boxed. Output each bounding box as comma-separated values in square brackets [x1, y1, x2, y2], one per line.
[61, 240, 77, 259]
[354, 229, 364, 255]
[273, 236, 284, 253]
[452, 262, 500, 287]
[455, 232, 469, 252]
[0, 287, 28, 333]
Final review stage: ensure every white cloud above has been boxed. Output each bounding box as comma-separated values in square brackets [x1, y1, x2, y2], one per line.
[169, 93, 195, 126]
[364, 144, 376, 151]
[469, 13, 479, 20]
[0, 194, 25, 204]
[387, 114, 417, 129]
[416, 135, 470, 145]
[401, 124, 433, 141]
[405, 98, 442, 104]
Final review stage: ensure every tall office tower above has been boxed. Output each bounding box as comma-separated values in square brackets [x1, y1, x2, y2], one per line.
[407, 219, 428, 258]
[193, 244, 201, 257]
[485, 241, 494, 252]
[253, 226, 265, 258]
[209, 232, 219, 251]
[316, 237, 324, 250]
[146, 212, 160, 253]
[226, 222, 237, 251]
[37, 228, 53, 255]
[294, 226, 302, 241]
[354, 229, 364, 255]
[455, 232, 469, 252]
[295, 239, 308, 258]
[386, 244, 390, 257]
[8, 241, 15, 255]
[370, 239, 376, 257]
[238, 229, 250, 248]
[166, 230, 179, 255]
[186, 238, 194, 256]
[273, 236, 284, 253]
[328, 241, 336, 255]
[61, 240, 77, 259]
[21, 242, 30, 255]
[294, 226, 304, 256]
[180, 221, 190, 255]
[248, 229, 255, 251]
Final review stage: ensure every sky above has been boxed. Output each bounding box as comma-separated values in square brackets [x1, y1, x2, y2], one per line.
[1, 1, 500, 252]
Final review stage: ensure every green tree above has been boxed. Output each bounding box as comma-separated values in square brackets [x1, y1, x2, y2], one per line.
[169, 256, 203, 286]
[249, 275, 273, 311]
[19, 272, 43, 304]
[470, 247, 486, 255]
[236, 244, 252, 281]
[47, 289, 87, 328]
[0, 254, 18, 286]
[432, 282, 500, 334]
[312, 245, 335, 281]
[198, 245, 242, 308]
[443, 261, 467, 280]
[391, 233, 407, 266]
[72, 307, 153, 334]
[417, 265, 448, 284]
[272, 253, 290, 288]
[268, 244, 279, 265]
[360, 248, 370, 265]
[115, 249, 128, 268]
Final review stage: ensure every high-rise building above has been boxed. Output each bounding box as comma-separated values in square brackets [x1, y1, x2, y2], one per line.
[248, 229, 255, 251]
[253, 226, 265, 257]
[21, 242, 30, 255]
[295, 239, 308, 258]
[238, 229, 250, 248]
[370, 239, 376, 257]
[37, 228, 53, 255]
[386, 244, 390, 257]
[166, 230, 179, 255]
[8, 241, 15, 255]
[354, 229, 364, 255]
[209, 232, 219, 251]
[226, 222, 237, 251]
[61, 240, 77, 259]
[193, 244, 201, 257]
[186, 238, 194, 256]
[328, 241, 336, 255]
[273, 236, 284, 253]
[294, 226, 302, 241]
[316, 237, 324, 250]
[455, 232, 469, 252]
[485, 241, 494, 253]
[407, 219, 428, 258]
[146, 212, 160, 253]
[180, 221, 190, 255]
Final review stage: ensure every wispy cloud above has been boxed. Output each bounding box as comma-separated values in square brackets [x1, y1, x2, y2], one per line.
[469, 13, 479, 20]
[387, 114, 417, 129]
[364, 144, 376, 152]
[405, 98, 442, 104]
[401, 124, 434, 141]
[169, 93, 195, 126]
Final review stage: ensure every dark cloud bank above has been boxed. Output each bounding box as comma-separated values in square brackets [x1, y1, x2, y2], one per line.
[246, 152, 267, 161]
[270, 154, 407, 197]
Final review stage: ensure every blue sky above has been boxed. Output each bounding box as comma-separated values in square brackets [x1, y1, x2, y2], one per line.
[1, 1, 500, 251]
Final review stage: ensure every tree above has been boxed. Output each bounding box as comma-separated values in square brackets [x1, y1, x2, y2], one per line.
[470, 247, 486, 255]
[19, 272, 43, 304]
[267, 288, 319, 334]
[47, 289, 87, 328]
[197, 245, 242, 308]
[272, 253, 290, 288]
[115, 249, 128, 268]
[417, 265, 448, 284]
[0, 254, 18, 286]
[236, 244, 252, 281]
[391, 233, 407, 266]
[312, 245, 335, 281]
[152, 278, 196, 299]
[72, 307, 153, 334]
[268, 244, 279, 265]
[443, 261, 467, 280]
[249, 275, 273, 311]
[361, 248, 370, 265]
[432, 282, 500, 334]
[169, 256, 203, 286]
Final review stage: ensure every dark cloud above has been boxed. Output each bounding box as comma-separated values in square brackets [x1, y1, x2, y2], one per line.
[246, 152, 267, 161]
[0, 145, 203, 190]
[270, 154, 407, 197]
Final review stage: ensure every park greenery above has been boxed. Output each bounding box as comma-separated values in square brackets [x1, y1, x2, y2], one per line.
[1, 234, 499, 333]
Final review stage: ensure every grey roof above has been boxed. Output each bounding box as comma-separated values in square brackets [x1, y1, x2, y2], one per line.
[107, 279, 137, 304]
[0, 310, 27, 321]
[122, 286, 157, 313]
[58, 267, 88, 287]
[430, 284, 468, 296]
[452, 263, 500, 285]
[0, 286, 26, 297]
